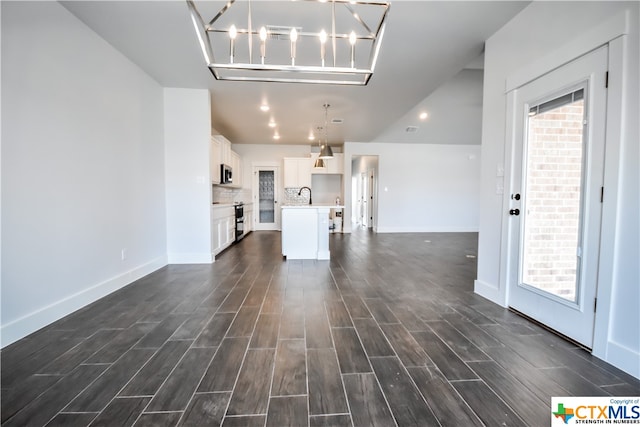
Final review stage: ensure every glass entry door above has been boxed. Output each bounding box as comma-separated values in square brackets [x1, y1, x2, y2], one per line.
[253, 166, 280, 231]
[507, 46, 607, 348]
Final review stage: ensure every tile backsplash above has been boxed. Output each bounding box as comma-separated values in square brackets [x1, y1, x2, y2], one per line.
[284, 188, 311, 205]
[212, 186, 251, 204]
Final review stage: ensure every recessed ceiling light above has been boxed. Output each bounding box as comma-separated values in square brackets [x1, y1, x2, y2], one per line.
[260, 104, 270, 112]
[419, 112, 428, 120]
[273, 132, 280, 140]
[268, 119, 276, 128]
[308, 131, 315, 140]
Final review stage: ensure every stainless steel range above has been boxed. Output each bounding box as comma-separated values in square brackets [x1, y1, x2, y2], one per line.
[234, 203, 244, 243]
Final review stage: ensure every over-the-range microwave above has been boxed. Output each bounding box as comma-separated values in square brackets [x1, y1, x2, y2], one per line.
[220, 164, 233, 185]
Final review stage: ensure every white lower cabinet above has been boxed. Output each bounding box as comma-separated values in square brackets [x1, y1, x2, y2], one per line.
[212, 206, 235, 256]
[244, 203, 253, 234]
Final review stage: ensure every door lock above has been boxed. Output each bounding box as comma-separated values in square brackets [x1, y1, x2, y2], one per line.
[511, 193, 521, 200]
[509, 209, 520, 216]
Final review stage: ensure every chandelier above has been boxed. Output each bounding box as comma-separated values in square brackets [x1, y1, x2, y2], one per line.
[186, 0, 390, 85]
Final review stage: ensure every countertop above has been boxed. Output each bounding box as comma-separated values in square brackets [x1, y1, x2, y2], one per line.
[282, 204, 344, 209]
[212, 202, 253, 208]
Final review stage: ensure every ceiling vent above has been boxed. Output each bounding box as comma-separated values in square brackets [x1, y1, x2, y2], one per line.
[405, 126, 419, 133]
[331, 118, 344, 124]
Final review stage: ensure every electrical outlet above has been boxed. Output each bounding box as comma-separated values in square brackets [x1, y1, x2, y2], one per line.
[121, 248, 127, 261]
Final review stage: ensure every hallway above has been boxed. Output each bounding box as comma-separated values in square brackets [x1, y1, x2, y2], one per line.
[2, 230, 638, 426]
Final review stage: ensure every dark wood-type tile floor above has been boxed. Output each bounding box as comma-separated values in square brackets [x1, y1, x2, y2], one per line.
[2, 230, 638, 426]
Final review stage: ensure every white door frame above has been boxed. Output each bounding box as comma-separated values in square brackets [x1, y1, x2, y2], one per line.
[360, 172, 368, 227]
[349, 155, 379, 232]
[488, 19, 636, 375]
[367, 169, 376, 229]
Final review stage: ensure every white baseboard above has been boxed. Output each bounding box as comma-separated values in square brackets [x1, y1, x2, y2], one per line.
[167, 252, 214, 264]
[1, 255, 167, 348]
[605, 340, 640, 380]
[376, 226, 479, 233]
[473, 279, 507, 307]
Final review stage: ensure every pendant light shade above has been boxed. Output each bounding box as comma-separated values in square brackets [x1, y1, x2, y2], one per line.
[314, 158, 326, 169]
[319, 144, 334, 159]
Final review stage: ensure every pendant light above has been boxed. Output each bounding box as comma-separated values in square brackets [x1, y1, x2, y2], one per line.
[319, 104, 334, 159]
[314, 158, 326, 169]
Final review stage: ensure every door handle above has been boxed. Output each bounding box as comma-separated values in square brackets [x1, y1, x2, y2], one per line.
[509, 209, 520, 216]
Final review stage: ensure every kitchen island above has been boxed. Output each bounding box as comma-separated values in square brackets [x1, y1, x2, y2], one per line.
[281, 205, 344, 260]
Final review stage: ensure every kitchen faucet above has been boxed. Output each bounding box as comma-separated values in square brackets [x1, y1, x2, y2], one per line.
[298, 186, 312, 205]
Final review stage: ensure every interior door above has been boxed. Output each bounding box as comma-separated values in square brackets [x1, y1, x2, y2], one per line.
[367, 169, 375, 229]
[360, 172, 368, 227]
[507, 46, 607, 348]
[253, 166, 280, 231]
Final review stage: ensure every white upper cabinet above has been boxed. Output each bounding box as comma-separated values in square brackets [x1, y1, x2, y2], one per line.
[211, 135, 243, 187]
[230, 151, 242, 188]
[210, 136, 221, 184]
[213, 135, 232, 166]
[284, 157, 312, 188]
[311, 153, 344, 175]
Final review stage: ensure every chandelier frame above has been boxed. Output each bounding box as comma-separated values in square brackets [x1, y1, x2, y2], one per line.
[187, 0, 390, 85]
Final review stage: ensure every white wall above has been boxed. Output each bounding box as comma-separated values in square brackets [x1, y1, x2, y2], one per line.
[344, 143, 481, 233]
[311, 175, 342, 205]
[233, 143, 480, 233]
[1, 2, 167, 346]
[475, 2, 639, 377]
[164, 89, 212, 263]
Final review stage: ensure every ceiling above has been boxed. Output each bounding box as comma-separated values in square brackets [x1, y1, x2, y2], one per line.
[61, 1, 528, 146]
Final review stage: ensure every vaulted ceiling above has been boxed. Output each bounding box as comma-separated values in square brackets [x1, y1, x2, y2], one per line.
[61, 1, 528, 146]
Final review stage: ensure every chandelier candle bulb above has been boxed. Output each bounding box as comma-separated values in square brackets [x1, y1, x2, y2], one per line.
[259, 26, 267, 64]
[319, 29, 327, 67]
[290, 28, 298, 66]
[229, 24, 237, 63]
[349, 31, 357, 68]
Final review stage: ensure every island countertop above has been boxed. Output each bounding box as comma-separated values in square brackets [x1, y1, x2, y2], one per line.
[281, 205, 344, 209]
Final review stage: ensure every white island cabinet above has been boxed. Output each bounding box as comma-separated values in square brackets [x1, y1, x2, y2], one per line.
[281, 205, 344, 260]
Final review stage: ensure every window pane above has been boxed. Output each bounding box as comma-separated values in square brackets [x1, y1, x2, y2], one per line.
[259, 170, 275, 223]
[522, 95, 585, 302]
